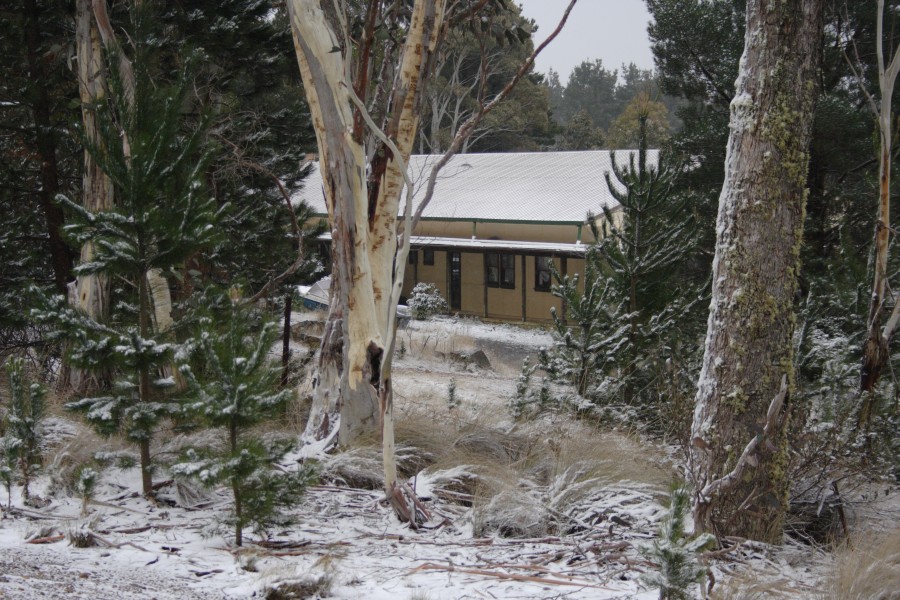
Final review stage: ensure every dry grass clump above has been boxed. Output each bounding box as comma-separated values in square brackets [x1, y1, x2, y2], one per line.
[263, 574, 333, 600]
[318, 401, 670, 539]
[817, 529, 900, 600]
[258, 551, 337, 599]
[45, 424, 128, 496]
[548, 426, 669, 488]
[394, 411, 670, 538]
[709, 567, 807, 600]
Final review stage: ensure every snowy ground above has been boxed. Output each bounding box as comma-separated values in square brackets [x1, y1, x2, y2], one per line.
[0, 315, 893, 599]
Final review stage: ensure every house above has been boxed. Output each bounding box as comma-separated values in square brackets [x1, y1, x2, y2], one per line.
[293, 150, 657, 323]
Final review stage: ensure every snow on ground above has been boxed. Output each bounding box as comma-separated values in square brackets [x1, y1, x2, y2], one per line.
[0, 314, 870, 599]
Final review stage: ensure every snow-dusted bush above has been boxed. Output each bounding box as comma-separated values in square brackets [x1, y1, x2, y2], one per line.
[74, 466, 99, 517]
[407, 283, 448, 320]
[1, 358, 46, 504]
[508, 357, 554, 419]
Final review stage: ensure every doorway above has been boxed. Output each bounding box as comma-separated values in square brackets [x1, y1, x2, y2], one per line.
[448, 251, 461, 310]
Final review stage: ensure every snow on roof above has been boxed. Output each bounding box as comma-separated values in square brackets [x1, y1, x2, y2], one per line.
[317, 232, 588, 256]
[292, 150, 658, 224]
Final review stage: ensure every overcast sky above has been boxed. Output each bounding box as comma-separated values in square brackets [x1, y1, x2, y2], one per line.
[516, 0, 655, 82]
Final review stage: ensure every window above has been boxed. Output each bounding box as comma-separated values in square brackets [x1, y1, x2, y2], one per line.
[423, 249, 435, 265]
[501, 254, 515, 288]
[408, 250, 418, 265]
[485, 253, 515, 289]
[535, 256, 553, 291]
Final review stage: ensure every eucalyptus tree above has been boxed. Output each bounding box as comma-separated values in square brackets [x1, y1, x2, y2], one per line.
[689, 0, 824, 543]
[285, 0, 576, 522]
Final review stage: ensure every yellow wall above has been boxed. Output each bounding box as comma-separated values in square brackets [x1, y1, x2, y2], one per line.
[403, 250, 586, 323]
[316, 213, 601, 323]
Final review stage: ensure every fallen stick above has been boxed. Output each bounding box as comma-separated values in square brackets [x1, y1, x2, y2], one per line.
[104, 526, 152, 535]
[26, 534, 64, 544]
[408, 562, 614, 589]
[8, 506, 68, 520]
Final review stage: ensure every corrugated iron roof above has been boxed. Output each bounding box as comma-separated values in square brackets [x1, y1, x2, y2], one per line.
[317, 232, 588, 257]
[292, 150, 658, 224]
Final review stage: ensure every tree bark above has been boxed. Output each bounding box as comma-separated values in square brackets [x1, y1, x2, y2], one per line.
[24, 0, 73, 296]
[286, 1, 445, 453]
[230, 420, 242, 547]
[138, 270, 154, 497]
[282, 292, 292, 387]
[71, 0, 114, 393]
[690, 0, 824, 544]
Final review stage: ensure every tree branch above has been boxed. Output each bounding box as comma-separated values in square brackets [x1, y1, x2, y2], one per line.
[695, 375, 788, 509]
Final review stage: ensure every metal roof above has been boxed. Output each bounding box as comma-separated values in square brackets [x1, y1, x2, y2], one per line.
[317, 232, 588, 257]
[293, 150, 658, 224]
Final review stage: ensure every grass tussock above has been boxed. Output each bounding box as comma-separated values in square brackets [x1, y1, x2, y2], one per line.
[45, 424, 127, 496]
[711, 574, 797, 599]
[818, 529, 900, 600]
[388, 406, 670, 538]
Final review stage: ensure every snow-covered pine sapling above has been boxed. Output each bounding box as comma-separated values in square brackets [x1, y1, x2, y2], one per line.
[447, 378, 458, 411]
[74, 465, 99, 517]
[407, 283, 449, 320]
[174, 293, 316, 546]
[63, 329, 179, 497]
[640, 484, 714, 600]
[3, 358, 46, 503]
[509, 357, 537, 419]
[0, 434, 15, 509]
[48, 4, 222, 498]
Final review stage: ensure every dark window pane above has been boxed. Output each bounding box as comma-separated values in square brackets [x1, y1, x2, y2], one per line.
[485, 254, 499, 285]
[424, 249, 434, 265]
[408, 250, 418, 265]
[500, 254, 515, 288]
[535, 256, 552, 291]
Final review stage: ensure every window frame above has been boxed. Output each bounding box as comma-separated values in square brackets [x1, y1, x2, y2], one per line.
[535, 256, 553, 292]
[485, 252, 515, 289]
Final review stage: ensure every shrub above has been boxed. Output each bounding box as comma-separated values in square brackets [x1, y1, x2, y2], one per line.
[407, 283, 449, 320]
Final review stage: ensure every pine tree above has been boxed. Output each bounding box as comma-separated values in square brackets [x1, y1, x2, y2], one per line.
[641, 484, 713, 600]
[174, 290, 315, 546]
[541, 119, 700, 430]
[540, 251, 630, 400]
[50, 4, 222, 497]
[1, 358, 46, 503]
[596, 117, 698, 408]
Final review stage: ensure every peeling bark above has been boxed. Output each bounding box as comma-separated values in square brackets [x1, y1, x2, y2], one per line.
[287, 0, 384, 446]
[690, 0, 824, 544]
[70, 0, 114, 393]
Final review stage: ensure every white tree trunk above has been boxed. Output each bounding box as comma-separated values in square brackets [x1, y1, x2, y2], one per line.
[287, 0, 445, 521]
[288, 0, 576, 524]
[690, 0, 824, 543]
[70, 0, 113, 392]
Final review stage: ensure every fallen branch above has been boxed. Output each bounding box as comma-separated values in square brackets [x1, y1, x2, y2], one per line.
[26, 534, 64, 544]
